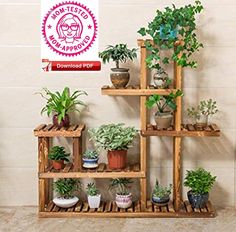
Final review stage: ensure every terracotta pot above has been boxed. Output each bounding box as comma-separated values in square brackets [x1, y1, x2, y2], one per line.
[52, 160, 65, 170]
[107, 150, 127, 170]
[154, 112, 173, 129]
[53, 114, 70, 128]
[110, 68, 130, 88]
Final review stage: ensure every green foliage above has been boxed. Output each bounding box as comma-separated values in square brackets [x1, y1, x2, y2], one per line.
[138, 1, 204, 70]
[184, 168, 216, 194]
[82, 150, 99, 159]
[48, 146, 70, 162]
[152, 180, 172, 198]
[99, 44, 137, 68]
[54, 178, 81, 198]
[38, 87, 87, 123]
[145, 90, 183, 113]
[86, 183, 100, 196]
[187, 99, 218, 120]
[109, 178, 133, 195]
[88, 123, 138, 151]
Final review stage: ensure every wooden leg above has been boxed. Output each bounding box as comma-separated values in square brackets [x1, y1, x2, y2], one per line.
[39, 179, 46, 212]
[173, 136, 182, 211]
[140, 178, 147, 210]
[73, 137, 81, 171]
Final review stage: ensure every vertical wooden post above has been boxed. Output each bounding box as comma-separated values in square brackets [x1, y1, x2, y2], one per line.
[173, 41, 183, 211]
[38, 137, 49, 212]
[139, 40, 148, 210]
[73, 137, 81, 171]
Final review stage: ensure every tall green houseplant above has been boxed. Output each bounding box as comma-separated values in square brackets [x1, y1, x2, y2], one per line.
[138, 1, 204, 71]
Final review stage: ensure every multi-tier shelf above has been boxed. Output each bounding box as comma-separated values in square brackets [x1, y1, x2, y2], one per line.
[35, 39, 220, 218]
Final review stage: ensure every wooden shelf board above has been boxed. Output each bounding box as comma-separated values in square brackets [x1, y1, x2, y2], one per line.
[34, 124, 85, 137]
[142, 124, 220, 137]
[101, 85, 177, 96]
[39, 163, 144, 178]
[39, 200, 215, 218]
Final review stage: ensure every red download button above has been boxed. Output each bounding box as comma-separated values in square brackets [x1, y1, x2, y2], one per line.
[51, 61, 101, 71]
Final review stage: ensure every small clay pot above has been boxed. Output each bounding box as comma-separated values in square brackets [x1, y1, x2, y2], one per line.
[110, 68, 130, 88]
[53, 114, 70, 128]
[154, 112, 173, 129]
[52, 160, 65, 170]
[107, 150, 127, 169]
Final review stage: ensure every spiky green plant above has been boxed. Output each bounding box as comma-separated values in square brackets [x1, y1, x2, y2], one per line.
[86, 183, 100, 196]
[152, 180, 172, 198]
[109, 178, 133, 195]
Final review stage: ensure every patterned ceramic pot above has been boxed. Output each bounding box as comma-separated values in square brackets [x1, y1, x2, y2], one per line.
[110, 68, 130, 88]
[115, 193, 132, 209]
[187, 191, 209, 209]
[82, 158, 99, 169]
[152, 195, 170, 206]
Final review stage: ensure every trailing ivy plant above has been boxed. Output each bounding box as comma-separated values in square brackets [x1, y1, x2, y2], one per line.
[54, 178, 81, 199]
[88, 123, 138, 151]
[109, 178, 133, 195]
[99, 44, 137, 69]
[86, 183, 100, 196]
[138, 1, 204, 70]
[145, 90, 183, 113]
[184, 168, 216, 195]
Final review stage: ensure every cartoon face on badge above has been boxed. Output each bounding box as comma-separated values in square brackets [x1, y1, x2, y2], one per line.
[57, 13, 83, 43]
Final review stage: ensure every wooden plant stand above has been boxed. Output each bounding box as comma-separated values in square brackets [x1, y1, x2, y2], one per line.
[35, 40, 220, 218]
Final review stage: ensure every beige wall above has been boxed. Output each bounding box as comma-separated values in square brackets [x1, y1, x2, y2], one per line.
[0, 0, 235, 207]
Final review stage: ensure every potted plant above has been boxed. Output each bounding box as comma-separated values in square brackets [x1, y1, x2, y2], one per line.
[86, 183, 101, 208]
[53, 178, 81, 208]
[99, 44, 137, 88]
[48, 146, 70, 170]
[145, 90, 183, 128]
[109, 178, 133, 209]
[152, 180, 172, 206]
[184, 168, 216, 208]
[39, 87, 87, 128]
[138, 1, 204, 81]
[187, 99, 218, 126]
[88, 123, 138, 169]
[82, 150, 99, 169]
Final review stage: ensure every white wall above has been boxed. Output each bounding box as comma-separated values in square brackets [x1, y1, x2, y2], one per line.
[0, 0, 235, 207]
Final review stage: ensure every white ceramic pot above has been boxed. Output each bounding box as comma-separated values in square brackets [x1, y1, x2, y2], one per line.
[88, 194, 101, 208]
[82, 158, 99, 169]
[154, 112, 173, 129]
[196, 115, 208, 126]
[53, 196, 79, 208]
[115, 193, 132, 209]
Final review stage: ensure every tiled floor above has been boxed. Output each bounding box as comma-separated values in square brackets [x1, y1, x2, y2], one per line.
[0, 206, 236, 232]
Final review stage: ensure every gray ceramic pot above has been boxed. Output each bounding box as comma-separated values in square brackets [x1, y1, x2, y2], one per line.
[110, 68, 130, 88]
[154, 112, 173, 129]
[187, 190, 209, 208]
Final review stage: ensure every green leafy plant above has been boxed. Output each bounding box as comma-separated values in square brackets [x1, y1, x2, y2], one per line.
[82, 150, 99, 159]
[184, 168, 216, 195]
[138, 1, 204, 70]
[109, 178, 133, 195]
[152, 180, 172, 198]
[187, 99, 218, 120]
[54, 178, 81, 199]
[99, 44, 137, 69]
[145, 90, 183, 113]
[86, 183, 100, 196]
[48, 146, 70, 162]
[39, 87, 87, 123]
[88, 123, 138, 151]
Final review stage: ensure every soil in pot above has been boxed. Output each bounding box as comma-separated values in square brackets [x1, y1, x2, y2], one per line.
[88, 194, 101, 208]
[53, 114, 70, 128]
[154, 112, 173, 129]
[107, 150, 127, 170]
[110, 68, 130, 88]
[53, 196, 79, 208]
[187, 190, 209, 208]
[116, 193, 132, 209]
[52, 160, 65, 170]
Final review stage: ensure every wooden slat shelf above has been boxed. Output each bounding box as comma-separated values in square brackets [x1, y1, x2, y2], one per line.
[39, 200, 215, 218]
[39, 163, 145, 179]
[101, 85, 177, 96]
[34, 124, 85, 137]
[142, 124, 220, 137]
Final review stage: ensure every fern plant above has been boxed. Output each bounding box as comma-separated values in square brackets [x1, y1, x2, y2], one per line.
[38, 87, 87, 123]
